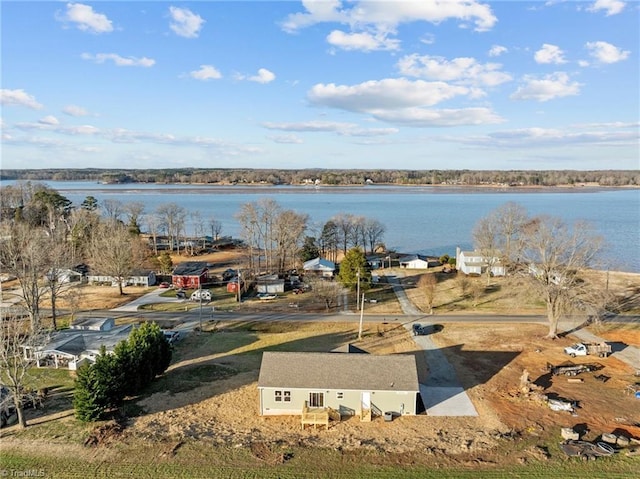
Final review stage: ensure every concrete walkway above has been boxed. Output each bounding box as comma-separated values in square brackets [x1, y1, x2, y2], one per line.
[387, 274, 478, 416]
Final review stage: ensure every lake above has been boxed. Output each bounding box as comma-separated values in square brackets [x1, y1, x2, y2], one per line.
[3, 180, 639, 272]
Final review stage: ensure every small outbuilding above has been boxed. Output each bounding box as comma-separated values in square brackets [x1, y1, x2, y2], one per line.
[398, 254, 431, 269]
[257, 351, 420, 419]
[256, 274, 285, 294]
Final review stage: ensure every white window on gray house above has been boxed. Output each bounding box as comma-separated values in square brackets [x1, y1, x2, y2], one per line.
[284, 391, 291, 402]
[275, 390, 282, 402]
[336, 392, 343, 399]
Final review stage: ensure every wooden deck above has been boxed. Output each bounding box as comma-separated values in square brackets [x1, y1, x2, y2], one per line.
[301, 401, 340, 430]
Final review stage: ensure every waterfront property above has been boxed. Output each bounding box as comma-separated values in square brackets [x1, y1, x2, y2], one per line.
[456, 248, 505, 277]
[257, 351, 420, 422]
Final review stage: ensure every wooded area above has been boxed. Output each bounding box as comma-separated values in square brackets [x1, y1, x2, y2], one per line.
[1, 168, 638, 187]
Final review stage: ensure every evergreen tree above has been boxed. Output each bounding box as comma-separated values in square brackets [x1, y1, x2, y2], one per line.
[337, 248, 371, 291]
[299, 236, 320, 262]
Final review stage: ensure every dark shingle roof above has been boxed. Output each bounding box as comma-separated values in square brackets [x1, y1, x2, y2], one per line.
[173, 262, 208, 276]
[258, 352, 419, 392]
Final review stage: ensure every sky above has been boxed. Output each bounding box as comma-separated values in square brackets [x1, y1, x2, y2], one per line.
[1, 0, 639, 171]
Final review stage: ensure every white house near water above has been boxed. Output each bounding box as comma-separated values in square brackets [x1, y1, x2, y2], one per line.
[398, 254, 431, 269]
[456, 247, 505, 277]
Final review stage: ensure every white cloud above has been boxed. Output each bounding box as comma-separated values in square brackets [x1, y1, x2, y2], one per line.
[587, 0, 626, 16]
[463, 123, 638, 149]
[249, 68, 276, 84]
[58, 3, 113, 34]
[488, 45, 508, 57]
[190, 65, 222, 81]
[397, 54, 512, 87]
[585, 41, 630, 63]
[534, 44, 567, 64]
[263, 120, 358, 133]
[0, 89, 43, 109]
[308, 78, 470, 112]
[510, 72, 582, 102]
[169, 6, 205, 38]
[327, 30, 400, 52]
[262, 120, 398, 136]
[81, 53, 155, 67]
[282, 0, 497, 33]
[39, 115, 59, 125]
[268, 134, 304, 144]
[63, 105, 89, 116]
[371, 107, 503, 127]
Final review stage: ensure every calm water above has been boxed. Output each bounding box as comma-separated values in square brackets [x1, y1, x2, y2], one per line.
[3, 181, 639, 272]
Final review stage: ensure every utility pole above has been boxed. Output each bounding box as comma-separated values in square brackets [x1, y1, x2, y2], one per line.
[198, 283, 203, 332]
[356, 269, 360, 311]
[358, 292, 365, 340]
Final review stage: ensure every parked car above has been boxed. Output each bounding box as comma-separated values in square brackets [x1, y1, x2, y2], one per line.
[190, 290, 212, 302]
[163, 330, 181, 345]
[158, 282, 170, 288]
[257, 293, 277, 300]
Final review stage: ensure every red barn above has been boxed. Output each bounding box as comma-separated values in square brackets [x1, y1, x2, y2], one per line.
[172, 262, 208, 289]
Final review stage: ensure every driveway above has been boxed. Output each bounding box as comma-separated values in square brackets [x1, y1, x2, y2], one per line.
[110, 288, 186, 312]
[387, 273, 478, 416]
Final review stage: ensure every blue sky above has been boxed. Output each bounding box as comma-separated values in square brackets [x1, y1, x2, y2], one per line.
[1, 0, 638, 170]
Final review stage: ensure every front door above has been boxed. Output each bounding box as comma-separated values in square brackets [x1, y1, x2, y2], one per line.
[309, 392, 324, 408]
[361, 392, 371, 410]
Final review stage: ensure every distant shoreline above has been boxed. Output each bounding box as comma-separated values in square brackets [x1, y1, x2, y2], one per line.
[42, 181, 639, 195]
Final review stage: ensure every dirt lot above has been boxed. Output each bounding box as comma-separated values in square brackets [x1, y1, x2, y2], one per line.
[115, 319, 640, 466]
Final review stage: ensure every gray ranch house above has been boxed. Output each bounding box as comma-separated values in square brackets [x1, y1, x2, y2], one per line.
[258, 351, 420, 424]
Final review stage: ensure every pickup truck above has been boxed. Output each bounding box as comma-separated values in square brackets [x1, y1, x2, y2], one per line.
[564, 342, 611, 358]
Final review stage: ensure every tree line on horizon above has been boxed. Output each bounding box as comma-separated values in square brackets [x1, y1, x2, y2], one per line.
[1, 168, 638, 187]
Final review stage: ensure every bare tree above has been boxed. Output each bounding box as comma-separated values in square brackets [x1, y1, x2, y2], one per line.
[123, 201, 145, 235]
[43, 225, 73, 330]
[418, 273, 437, 314]
[101, 199, 123, 222]
[472, 215, 502, 285]
[273, 210, 308, 272]
[89, 220, 140, 296]
[364, 218, 385, 255]
[473, 202, 529, 281]
[518, 216, 604, 338]
[0, 223, 50, 331]
[156, 203, 186, 254]
[0, 313, 47, 428]
[332, 213, 355, 256]
[307, 276, 345, 311]
[208, 217, 223, 241]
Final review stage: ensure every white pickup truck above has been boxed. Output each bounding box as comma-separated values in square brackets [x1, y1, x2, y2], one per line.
[564, 342, 611, 358]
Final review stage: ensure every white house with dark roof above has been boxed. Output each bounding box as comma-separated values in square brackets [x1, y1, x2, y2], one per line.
[257, 351, 420, 419]
[398, 254, 431, 269]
